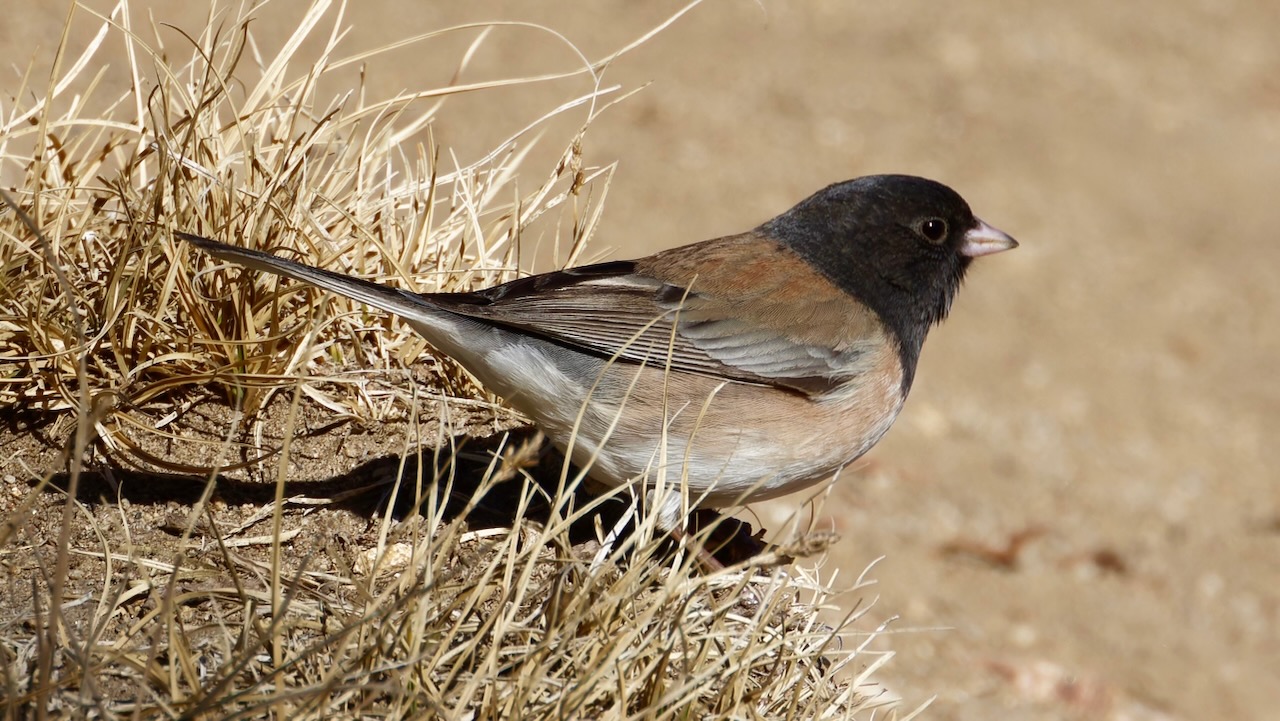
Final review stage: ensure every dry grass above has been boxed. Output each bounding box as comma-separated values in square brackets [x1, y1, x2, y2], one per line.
[0, 1, 907, 718]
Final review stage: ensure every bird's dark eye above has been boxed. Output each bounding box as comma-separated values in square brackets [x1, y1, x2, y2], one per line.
[919, 218, 948, 243]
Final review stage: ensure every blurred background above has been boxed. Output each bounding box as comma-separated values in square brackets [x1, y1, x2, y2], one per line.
[6, 1, 1277, 718]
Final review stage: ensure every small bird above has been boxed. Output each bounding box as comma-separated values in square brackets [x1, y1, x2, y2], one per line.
[180, 174, 1015, 532]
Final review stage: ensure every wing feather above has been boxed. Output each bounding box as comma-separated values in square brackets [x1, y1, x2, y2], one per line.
[429, 259, 863, 395]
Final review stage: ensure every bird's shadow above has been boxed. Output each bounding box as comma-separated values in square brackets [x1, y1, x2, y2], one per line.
[39, 426, 769, 565]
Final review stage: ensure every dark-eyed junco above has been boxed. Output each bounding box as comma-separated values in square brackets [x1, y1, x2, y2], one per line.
[180, 174, 1015, 531]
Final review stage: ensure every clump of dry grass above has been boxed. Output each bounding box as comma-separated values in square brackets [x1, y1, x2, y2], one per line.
[0, 2, 907, 718]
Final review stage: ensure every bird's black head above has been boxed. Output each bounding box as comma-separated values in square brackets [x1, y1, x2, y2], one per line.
[761, 174, 1016, 385]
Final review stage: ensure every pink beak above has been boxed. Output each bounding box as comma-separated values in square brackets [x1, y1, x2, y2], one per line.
[960, 218, 1019, 258]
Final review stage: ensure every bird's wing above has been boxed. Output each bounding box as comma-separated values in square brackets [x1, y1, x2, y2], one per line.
[433, 237, 877, 395]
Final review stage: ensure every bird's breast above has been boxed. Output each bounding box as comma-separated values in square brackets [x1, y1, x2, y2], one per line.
[493, 339, 908, 508]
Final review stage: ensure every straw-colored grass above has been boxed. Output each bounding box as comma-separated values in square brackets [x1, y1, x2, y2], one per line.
[0, 2, 909, 718]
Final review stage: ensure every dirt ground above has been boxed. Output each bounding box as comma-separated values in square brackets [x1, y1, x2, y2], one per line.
[4, 1, 1278, 719]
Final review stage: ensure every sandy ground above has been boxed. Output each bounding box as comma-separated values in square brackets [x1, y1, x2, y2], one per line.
[4, 1, 1279, 719]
